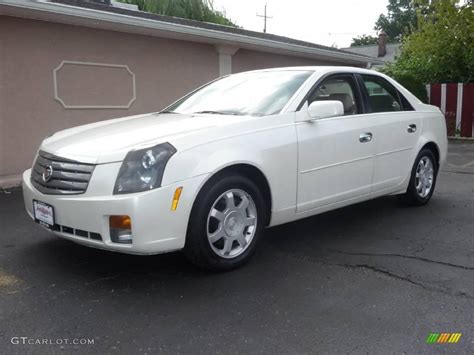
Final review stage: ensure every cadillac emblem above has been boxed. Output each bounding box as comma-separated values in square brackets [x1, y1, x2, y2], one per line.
[42, 165, 53, 183]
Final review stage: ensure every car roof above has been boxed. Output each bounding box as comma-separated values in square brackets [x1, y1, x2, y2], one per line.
[237, 66, 379, 76]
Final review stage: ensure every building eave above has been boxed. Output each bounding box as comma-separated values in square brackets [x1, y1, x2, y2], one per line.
[0, 0, 383, 66]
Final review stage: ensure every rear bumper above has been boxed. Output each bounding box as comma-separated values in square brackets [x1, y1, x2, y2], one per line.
[22, 167, 207, 255]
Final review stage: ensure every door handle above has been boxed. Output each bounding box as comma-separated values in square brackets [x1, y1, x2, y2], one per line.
[408, 124, 417, 133]
[359, 132, 373, 143]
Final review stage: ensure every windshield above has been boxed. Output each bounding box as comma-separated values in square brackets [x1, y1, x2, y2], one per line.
[165, 70, 313, 116]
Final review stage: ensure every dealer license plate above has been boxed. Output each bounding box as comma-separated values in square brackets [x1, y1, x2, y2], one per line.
[33, 200, 55, 229]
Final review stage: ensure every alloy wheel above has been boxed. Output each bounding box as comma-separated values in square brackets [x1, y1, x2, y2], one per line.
[415, 156, 434, 198]
[206, 189, 257, 259]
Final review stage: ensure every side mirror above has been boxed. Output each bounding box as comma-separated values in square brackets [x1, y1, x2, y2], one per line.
[307, 100, 344, 120]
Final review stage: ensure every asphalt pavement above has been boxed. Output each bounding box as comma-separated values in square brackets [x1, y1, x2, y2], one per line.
[0, 142, 473, 354]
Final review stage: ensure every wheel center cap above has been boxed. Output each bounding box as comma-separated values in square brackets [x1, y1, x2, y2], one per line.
[224, 211, 244, 237]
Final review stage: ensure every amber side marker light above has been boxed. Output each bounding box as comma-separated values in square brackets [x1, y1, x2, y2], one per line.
[109, 215, 133, 244]
[171, 187, 183, 211]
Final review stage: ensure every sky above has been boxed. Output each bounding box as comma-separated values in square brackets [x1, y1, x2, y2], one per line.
[212, 0, 389, 48]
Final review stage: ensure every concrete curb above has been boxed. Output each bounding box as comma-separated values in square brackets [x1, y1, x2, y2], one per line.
[0, 175, 22, 189]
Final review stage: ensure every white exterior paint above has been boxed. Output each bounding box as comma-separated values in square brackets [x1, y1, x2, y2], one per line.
[215, 45, 239, 76]
[441, 83, 447, 114]
[456, 83, 463, 135]
[22, 66, 448, 255]
[53, 60, 137, 109]
[294, 108, 375, 212]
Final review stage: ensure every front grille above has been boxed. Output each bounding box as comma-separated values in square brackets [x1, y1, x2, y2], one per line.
[31, 151, 95, 195]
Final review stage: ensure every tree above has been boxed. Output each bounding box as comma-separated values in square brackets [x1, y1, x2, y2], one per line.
[350, 35, 378, 47]
[374, 0, 419, 41]
[382, 0, 473, 85]
[118, 0, 237, 27]
[351, 0, 429, 46]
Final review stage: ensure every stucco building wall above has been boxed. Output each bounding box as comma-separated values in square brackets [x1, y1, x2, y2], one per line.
[232, 49, 334, 73]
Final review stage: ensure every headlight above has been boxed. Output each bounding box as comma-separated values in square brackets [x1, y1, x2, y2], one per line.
[113, 142, 176, 194]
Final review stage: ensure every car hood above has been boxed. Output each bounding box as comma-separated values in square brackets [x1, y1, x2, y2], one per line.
[40, 113, 243, 164]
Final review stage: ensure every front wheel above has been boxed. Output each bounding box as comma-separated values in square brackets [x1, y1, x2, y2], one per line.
[398, 149, 438, 206]
[184, 174, 266, 271]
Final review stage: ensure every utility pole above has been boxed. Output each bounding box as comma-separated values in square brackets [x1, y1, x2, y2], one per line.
[256, 3, 272, 33]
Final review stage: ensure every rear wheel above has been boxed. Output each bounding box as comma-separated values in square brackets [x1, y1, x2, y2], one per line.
[184, 174, 266, 271]
[398, 149, 438, 206]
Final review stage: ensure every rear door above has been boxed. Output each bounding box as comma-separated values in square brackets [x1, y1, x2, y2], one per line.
[357, 74, 421, 193]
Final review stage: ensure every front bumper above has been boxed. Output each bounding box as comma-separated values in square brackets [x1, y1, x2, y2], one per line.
[22, 164, 208, 255]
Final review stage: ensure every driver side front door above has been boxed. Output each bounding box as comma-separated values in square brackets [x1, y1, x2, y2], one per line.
[295, 74, 376, 213]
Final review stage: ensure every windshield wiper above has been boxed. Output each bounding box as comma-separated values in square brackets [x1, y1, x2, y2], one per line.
[158, 110, 178, 114]
[193, 110, 226, 115]
[193, 110, 243, 116]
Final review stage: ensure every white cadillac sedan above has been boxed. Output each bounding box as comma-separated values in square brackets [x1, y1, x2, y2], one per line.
[23, 67, 447, 270]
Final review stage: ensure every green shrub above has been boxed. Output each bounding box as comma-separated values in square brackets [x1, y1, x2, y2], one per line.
[381, 66, 429, 103]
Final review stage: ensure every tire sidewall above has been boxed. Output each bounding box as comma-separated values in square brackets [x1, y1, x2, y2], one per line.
[186, 174, 266, 270]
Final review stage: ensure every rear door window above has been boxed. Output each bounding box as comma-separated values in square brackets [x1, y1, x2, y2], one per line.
[361, 75, 403, 113]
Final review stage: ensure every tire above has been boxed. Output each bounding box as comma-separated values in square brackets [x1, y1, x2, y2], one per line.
[398, 148, 438, 206]
[184, 173, 266, 271]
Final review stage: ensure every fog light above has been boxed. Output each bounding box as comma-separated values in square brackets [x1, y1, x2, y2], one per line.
[109, 215, 133, 244]
[110, 215, 131, 229]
